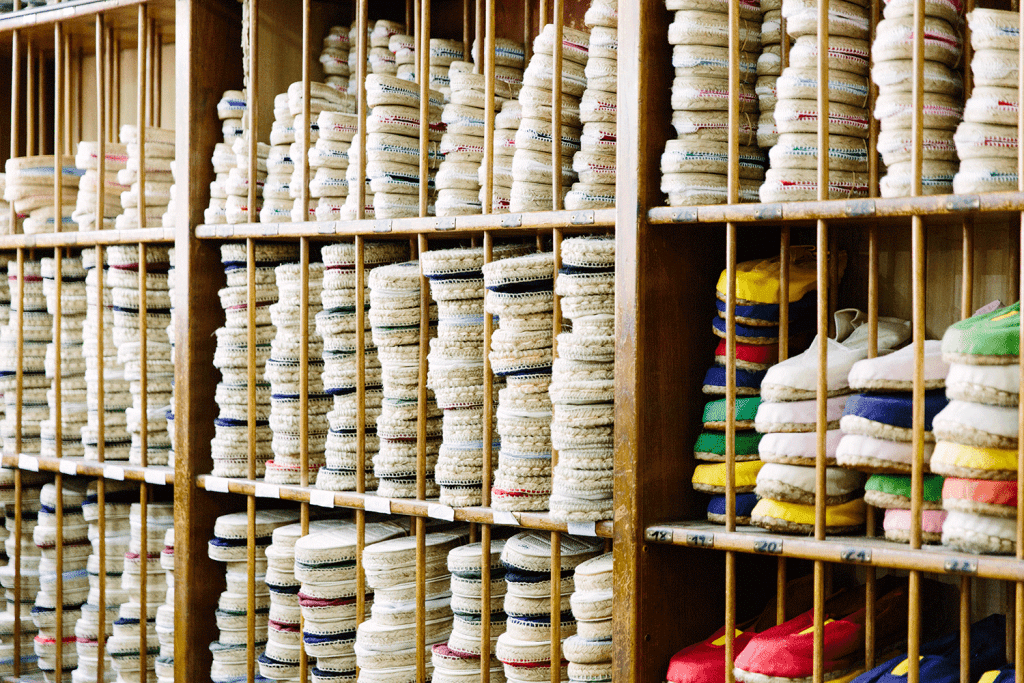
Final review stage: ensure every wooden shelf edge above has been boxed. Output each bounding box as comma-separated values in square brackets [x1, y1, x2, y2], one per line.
[0, 227, 174, 249]
[648, 192, 1024, 225]
[644, 521, 1024, 581]
[196, 474, 614, 538]
[1, 453, 174, 484]
[194, 208, 617, 239]
[0, 0, 160, 32]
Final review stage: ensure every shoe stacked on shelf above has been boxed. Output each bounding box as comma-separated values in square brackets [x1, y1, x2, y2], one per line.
[485, 252, 555, 511]
[428, 39, 466, 100]
[117, 126, 174, 230]
[211, 243, 298, 479]
[484, 99, 523, 213]
[835, 342, 950, 543]
[73, 142, 129, 231]
[162, 161, 177, 228]
[423, 244, 529, 507]
[756, 0, 780, 149]
[263, 93, 299, 225]
[265, 260, 328, 485]
[662, 0, 762, 206]
[261, 519, 333, 681]
[510, 25, 588, 212]
[0, 259, 49, 455]
[760, 0, 871, 202]
[567, 0, 617, 211]
[363, 73, 444, 219]
[562, 553, 611, 683]
[934, 303, 1022, 554]
[154, 528, 174, 683]
[208, 510, 298, 683]
[258, 519, 336, 681]
[3, 156, 82, 234]
[368, 260, 441, 498]
[432, 540, 507, 682]
[290, 81, 356, 223]
[0, 175, 13, 235]
[74, 480, 133, 683]
[496, 532, 603, 683]
[322, 25, 351, 95]
[32, 480, 89, 681]
[0, 471, 45, 676]
[81, 249, 132, 462]
[370, 20, 403, 76]
[108, 245, 174, 467]
[751, 305, 913, 535]
[435, 62, 500, 217]
[40, 256, 88, 459]
[355, 530, 468, 683]
[107, 502, 173, 683]
[954, 9, 1018, 194]
[875, 0, 964, 196]
[317, 242, 408, 492]
[226, 137, 267, 224]
[695, 250, 815, 526]
[549, 237, 615, 522]
[389, 31, 415, 83]
[311, 107, 359, 221]
[294, 521, 405, 683]
[205, 90, 247, 225]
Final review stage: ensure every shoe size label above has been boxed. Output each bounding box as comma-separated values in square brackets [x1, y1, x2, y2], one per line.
[685, 531, 714, 548]
[944, 558, 978, 575]
[840, 546, 871, 563]
[644, 527, 673, 543]
[753, 539, 783, 554]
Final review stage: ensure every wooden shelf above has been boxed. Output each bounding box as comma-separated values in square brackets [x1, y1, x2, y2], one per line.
[0, 0, 175, 35]
[647, 192, 1024, 226]
[194, 209, 617, 240]
[0, 227, 175, 249]
[196, 474, 614, 538]
[1, 453, 174, 484]
[644, 521, 1024, 582]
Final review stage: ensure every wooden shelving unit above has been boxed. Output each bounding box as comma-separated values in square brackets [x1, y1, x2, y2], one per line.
[2, 2, 1024, 683]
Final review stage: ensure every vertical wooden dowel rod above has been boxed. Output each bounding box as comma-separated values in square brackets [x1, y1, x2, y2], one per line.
[139, 243, 149, 469]
[54, 248, 63, 468]
[96, 15, 106, 232]
[9, 28, 20, 235]
[463, 0, 471, 69]
[868, 224, 878, 358]
[813, 560, 825, 683]
[551, 1, 563, 210]
[26, 39, 35, 159]
[419, 0, 431, 218]
[302, 0, 312, 219]
[960, 577, 971, 683]
[247, 492, 257, 683]
[724, 551, 736, 683]
[64, 32, 72, 155]
[155, 30, 162, 128]
[137, 5, 147, 228]
[815, 220, 828, 542]
[775, 557, 786, 626]
[247, 239, 257, 481]
[778, 228, 790, 361]
[481, 0, 496, 213]
[417, 234, 429, 499]
[909, 571, 921, 683]
[961, 219, 974, 320]
[480, 525, 492, 683]
[864, 569, 875, 668]
[523, 0, 532, 64]
[482, 232, 494, 506]
[247, 0, 258, 225]
[55, 23, 64, 233]
[300, 237, 310, 489]
[37, 47, 45, 154]
[138, 483, 148, 683]
[356, 0, 368, 219]
[550, 532, 562, 683]
[416, 517, 426, 683]
[355, 236, 366, 495]
[725, 219, 736, 531]
[55, 474, 64, 683]
[551, 227, 562, 470]
[12, 250, 24, 676]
